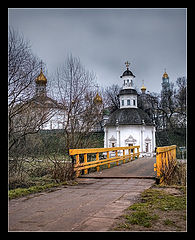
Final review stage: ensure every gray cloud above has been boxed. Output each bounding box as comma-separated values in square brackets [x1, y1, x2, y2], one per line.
[8, 8, 186, 93]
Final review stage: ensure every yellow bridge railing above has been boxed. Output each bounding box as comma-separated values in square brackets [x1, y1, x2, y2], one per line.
[154, 145, 177, 183]
[69, 146, 140, 177]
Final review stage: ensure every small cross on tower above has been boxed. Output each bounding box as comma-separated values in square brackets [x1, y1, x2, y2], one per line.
[125, 61, 130, 69]
[40, 60, 43, 71]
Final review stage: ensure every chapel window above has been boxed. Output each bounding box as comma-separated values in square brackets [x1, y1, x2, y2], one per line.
[146, 143, 149, 152]
[128, 143, 133, 153]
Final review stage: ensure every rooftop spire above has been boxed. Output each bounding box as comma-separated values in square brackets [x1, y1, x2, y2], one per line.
[125, 61, 130, 69]
[35, 64, 47, 84]
[163, 68, 169, 79]
[93, 84, 103, 105]
[40, 60, 43, 71]
[141, 80, 146, 93]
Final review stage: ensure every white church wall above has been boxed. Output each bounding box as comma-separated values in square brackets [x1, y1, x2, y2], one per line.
[120, 94, 138, 109]
[141, 126, 156, 156]
[106, 126, 117, 148]
[122, 75, 134, 89]
[119, 125, 140, 147]
[105, 124, 156, 157]
[41, 109, 67, 130]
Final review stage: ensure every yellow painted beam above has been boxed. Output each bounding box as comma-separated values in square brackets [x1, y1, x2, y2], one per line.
[69, 146, 140, 155]
[155, 145, 177, 183]
[84, 153, 88, 175]
[74, 153, 138, 167]
[70, 146, 140, 176]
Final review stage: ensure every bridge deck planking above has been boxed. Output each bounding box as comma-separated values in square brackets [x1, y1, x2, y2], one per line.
[79, 157, 156, 179]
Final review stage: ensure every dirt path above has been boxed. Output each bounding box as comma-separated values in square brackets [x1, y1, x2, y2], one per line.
[9, 178, 155, 232]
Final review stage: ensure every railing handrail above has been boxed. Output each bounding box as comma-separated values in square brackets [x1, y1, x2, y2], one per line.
[156, 145, 176, 153]
[69, 145, 140, 155]
[69, 145, 140, 177]
[154, 144, 177, 183]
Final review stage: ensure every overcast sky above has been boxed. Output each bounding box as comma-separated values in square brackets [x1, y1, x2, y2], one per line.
[8, 8, 186, 93]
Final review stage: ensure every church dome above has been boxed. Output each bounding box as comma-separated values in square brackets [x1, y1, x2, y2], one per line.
[141, 84, 146, 91]
[35, 68, 47, 84]
[105, 108, 154, 126]
[120, 69, 135, 78]
[120, 61, 135, 78]
[119, 88, 137, 96]
[93, 93, 103, 104]
[162, 71, 169, 79]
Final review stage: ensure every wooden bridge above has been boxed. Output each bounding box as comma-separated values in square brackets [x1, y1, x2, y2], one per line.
[9, 145, 177, 231]
[69, 145, 177, 183]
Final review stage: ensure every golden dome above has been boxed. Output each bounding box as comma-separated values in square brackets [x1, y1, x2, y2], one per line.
[163, 71, 168, 79]
[93, 93, 103, 105]
[141, 84, 146, 91]
[141, 80, 146, 92]
[35, 68, 47, 84]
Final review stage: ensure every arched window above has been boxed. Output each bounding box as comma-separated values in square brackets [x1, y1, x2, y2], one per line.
[109, 135, 117, 148]
[145, 136, 151, 152]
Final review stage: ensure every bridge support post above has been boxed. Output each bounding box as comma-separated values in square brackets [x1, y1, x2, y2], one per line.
[84, 154, 88, 175]
[107, 151, 110, 168]
[115, 151, 119, 166]
[133, 148, 135, 160]
[76, 154, 80, 177]
[96, 153, 100, 172]
[123, 150, 125, 163]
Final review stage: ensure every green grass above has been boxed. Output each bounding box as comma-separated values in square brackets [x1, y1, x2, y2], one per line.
[114, 187, 186, 230]
[8, 181, 77, 200]
[124, 210, 159, 228]
[163, 219, 176, 226]
[139, 188, 186, 211]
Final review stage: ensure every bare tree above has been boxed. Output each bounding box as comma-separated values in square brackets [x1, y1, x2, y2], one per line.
[53, 55, 103, 158]
[158, 82, 177, 129]
[103, 84, 120, 113]
[174, 77, 187, 128]
[8, 27, 52, 152]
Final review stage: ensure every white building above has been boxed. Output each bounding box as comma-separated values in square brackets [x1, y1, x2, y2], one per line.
[104, 61, 156, 156]
[31, 67, 66, 130]
[32, 67, 103, 131]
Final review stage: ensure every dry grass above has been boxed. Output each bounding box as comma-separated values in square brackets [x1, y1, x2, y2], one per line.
[109, 162, 187, 232]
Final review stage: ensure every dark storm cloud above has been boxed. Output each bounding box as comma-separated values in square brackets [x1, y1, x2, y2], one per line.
[8, 8, 186, 93]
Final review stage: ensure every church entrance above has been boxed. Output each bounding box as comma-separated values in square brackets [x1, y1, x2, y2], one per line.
[146, 143, 149, 152]
[128, 143, 134, 153]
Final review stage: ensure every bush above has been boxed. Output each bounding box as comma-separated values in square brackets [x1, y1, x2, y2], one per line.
[51, 160, 74, 182]
[164, 163, 186, 186]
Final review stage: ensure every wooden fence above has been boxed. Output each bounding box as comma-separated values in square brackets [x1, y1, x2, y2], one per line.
[69, 146, 140, 177]
[154, 145, 177, 183]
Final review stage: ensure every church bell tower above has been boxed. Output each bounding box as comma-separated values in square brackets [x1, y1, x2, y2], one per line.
[35, 68, 47, 97]
[119, 61, 138, 109]
[162, 69, 170, 91]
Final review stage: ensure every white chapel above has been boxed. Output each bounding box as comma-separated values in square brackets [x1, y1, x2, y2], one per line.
[104, 61, 156, 156]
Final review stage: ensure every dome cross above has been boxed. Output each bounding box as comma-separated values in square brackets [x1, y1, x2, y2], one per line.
[125, 61, 130, 69]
